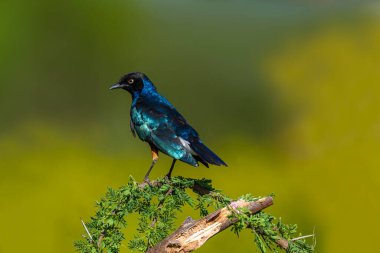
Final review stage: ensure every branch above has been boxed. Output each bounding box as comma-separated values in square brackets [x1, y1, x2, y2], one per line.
[139, 179, 212, 196]
[75, 177, 314, 253]
[147, 196, 279, 253]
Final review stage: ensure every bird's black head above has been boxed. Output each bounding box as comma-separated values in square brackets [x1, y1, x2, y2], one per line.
[110, 72, 146, 93]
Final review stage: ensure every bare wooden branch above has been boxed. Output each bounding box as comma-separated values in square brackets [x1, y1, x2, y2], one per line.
[147, 196, 280, 253]
[276, 238, 289, 250]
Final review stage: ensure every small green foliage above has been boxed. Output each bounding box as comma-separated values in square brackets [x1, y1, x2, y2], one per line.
[230, 209, 314, 253]
[75, 176, 314, 253]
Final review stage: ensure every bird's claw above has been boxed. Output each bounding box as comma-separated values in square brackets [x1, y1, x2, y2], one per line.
[143, 177, 152, 186]
[164, 174, 172, 181]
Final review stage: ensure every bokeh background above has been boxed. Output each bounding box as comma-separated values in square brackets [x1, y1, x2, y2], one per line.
[1, 0, 379, 252]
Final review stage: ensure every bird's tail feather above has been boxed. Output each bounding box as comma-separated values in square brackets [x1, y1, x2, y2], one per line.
[194, 155, 209, 168]
[190, 141, 227, 166]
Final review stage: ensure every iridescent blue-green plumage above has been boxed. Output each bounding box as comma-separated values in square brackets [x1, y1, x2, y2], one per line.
[110, 72, 227, 171]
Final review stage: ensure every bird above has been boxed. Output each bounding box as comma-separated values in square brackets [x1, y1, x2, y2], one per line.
[110, 72, 227, 182]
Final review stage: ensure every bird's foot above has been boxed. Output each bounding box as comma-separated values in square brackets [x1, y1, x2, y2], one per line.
[143, 177, 152, 186]
[164, 174, 172, 181]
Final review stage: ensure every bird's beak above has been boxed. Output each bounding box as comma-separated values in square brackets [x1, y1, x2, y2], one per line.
[109, 83, 122, 90]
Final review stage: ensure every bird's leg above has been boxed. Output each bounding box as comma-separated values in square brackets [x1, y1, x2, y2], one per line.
[165, 159, 177, 180]
[144, 147, 159, 183]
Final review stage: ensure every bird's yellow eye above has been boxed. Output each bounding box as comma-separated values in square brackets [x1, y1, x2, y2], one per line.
[128, 79, 134, 84]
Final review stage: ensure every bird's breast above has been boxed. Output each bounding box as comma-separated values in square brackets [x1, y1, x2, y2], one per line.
[130, 107, 152, 141]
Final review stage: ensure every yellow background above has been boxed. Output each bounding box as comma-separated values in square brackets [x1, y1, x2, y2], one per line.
[0, 1, 379, 252]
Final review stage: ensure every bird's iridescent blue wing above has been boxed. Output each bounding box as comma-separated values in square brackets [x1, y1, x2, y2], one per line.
[133, 96, 226, 167]
[134, 100, 198, 166]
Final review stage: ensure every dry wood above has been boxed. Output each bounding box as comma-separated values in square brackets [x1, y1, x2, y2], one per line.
[147, 196, 284, 253]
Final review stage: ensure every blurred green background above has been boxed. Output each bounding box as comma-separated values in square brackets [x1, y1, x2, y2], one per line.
[1, 0, 379, 252]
